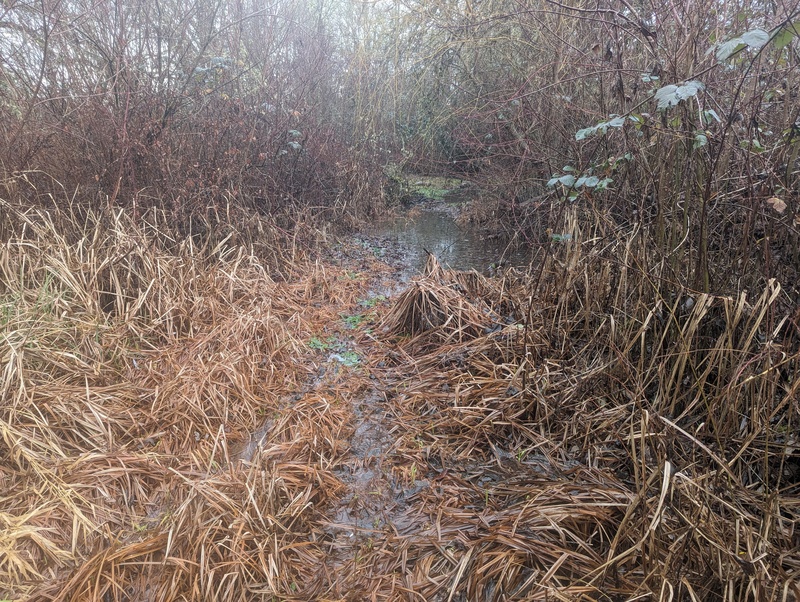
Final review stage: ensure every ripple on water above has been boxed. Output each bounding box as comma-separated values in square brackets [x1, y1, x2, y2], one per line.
[370, 209, 532, 278]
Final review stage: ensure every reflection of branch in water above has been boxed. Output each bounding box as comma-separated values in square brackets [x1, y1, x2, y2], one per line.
[379, 209, 531, 273]
[434, 241, 457, 258]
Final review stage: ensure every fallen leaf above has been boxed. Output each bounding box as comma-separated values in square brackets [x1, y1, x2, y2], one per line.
[766, 197, 787, 214]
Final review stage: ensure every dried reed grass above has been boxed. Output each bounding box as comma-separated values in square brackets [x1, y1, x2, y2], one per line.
[2, 199, 798, 601]
[372, 224, 800, 600]
[0, 202, 377, 600]
[381, 253, 523, 353]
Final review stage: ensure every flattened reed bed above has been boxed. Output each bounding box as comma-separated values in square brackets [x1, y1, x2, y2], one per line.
[2, 199, 799, 600]
[0, 205, 379, 600]
[372, 227, 800, 600]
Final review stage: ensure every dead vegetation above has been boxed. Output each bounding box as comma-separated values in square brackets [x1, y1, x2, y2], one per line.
[0, 201, 364, 600]
[370, 211, 800, 600]
[1, 199, 798, 600]
[0, 193, 800, 601]
[2, 0, 799, 598]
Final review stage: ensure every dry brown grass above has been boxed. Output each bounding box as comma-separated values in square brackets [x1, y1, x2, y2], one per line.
[1, 199, 798, 601]
[369, 213, 800, 601]
[0, 202, 376, 600]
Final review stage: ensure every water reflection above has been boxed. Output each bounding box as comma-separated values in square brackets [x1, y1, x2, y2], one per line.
[375, 209, 531, 274]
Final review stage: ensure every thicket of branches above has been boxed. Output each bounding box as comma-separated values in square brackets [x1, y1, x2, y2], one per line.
[3, 0, 799, 295]
[388, 0, 800, 299]
[1, 0, 397, 240]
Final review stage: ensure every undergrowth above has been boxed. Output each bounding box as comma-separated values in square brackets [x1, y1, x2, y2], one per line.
[0, 202, 364, 600]
[0, 200, 797, 600]
[1, 0, 800, 599]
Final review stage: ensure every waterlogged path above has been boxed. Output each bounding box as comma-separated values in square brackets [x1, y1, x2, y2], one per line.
[230, 200, 530, 597]
[295, 203, 537, 598]
[232, 198, 628, 600]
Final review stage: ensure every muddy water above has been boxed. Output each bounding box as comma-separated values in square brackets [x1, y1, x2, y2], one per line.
[364, 208, 532, 279]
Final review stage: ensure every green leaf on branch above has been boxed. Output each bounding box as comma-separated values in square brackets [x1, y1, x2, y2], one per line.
[655, 80, 704, 110]
[739, 138, 765, 153]
[694, 132, 708, 149]
[575, 115, 626, 140]
[575, 176, 600, 188]
[773, 21, 800, 50]
[740, 29, 770, 47]
[714, 39, 746, 61]
[547, 174, 576, 187]
[714, 28, 769, 61]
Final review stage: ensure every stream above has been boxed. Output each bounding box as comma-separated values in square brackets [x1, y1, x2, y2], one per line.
[365, 208, 533, 278]
[241, 205, 534, 595]
[317, 206, 534, 593]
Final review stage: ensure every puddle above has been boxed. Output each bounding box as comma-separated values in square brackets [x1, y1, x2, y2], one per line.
[367, 209, 533, 278]
[324, 389, 402, 548]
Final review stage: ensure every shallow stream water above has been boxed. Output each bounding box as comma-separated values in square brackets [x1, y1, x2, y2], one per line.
[368, 208, 532, 277]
